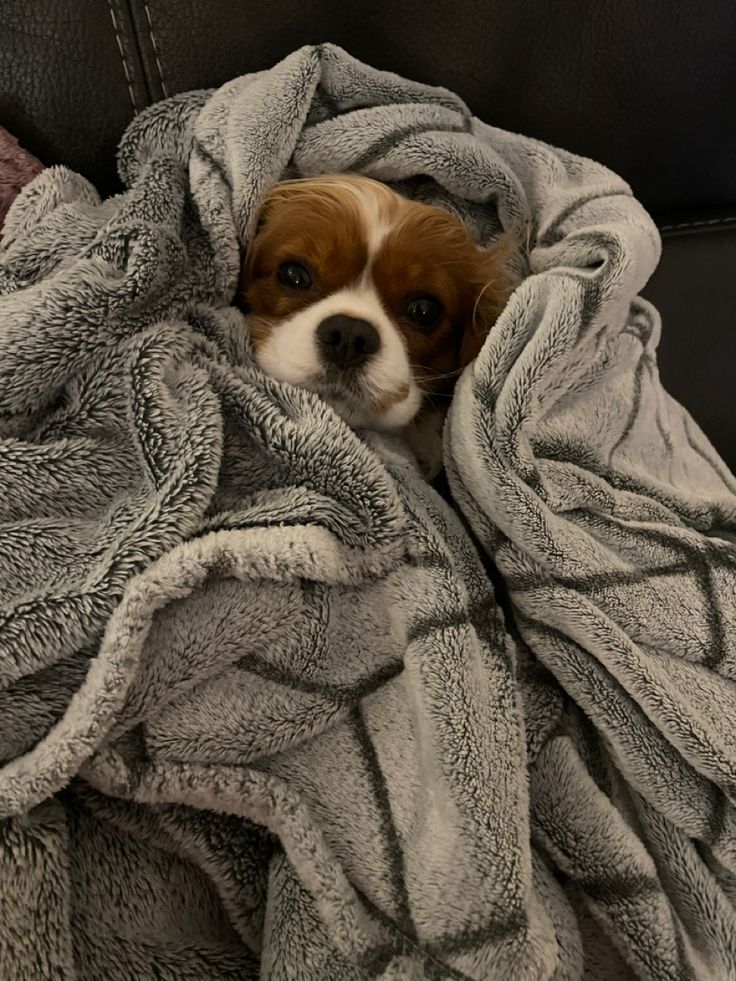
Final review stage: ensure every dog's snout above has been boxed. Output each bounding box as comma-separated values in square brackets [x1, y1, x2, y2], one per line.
[316, 315, 380, 370]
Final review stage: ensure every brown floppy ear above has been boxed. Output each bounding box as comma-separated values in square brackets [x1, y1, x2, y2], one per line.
[237, 179, 306, 307]
[236, 192, 276, 310]
[459, 235, 517, 368]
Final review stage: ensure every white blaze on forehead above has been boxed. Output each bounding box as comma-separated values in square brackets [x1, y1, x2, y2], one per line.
[317, 175, 397, 259]
[253, 279, 421, 429]
[346, 180, 394, 258]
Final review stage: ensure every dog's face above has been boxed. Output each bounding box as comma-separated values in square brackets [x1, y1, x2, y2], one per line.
[239, 174, 510, 430]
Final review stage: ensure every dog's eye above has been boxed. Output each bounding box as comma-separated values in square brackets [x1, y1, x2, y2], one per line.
[278, 262, 313, 290]
[407, 296, 444, 331]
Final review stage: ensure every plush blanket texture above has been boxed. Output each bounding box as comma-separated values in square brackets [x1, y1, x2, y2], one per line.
[2, 44, 736, 981]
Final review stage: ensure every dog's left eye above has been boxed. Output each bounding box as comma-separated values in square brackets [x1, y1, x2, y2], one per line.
[278, 262, 313, 290]
[407, 296, 444, 331]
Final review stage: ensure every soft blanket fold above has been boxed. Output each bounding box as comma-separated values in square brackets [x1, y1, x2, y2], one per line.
[1, 43, 735, 981]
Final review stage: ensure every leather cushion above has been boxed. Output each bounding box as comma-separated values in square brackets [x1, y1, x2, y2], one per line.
[138, 0, 736, 214]
[2, 0, 736, 213]
[0, 0, 147, 195]
[643, 221, 736, 472]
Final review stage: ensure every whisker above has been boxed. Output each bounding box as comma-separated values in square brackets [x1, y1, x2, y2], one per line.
[420, 391, 448, 412]
[408, 365, 465, 382]
[471, 277, 502, 328]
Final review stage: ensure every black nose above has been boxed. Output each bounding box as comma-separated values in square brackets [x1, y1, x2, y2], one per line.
[316, 315, 381, 370]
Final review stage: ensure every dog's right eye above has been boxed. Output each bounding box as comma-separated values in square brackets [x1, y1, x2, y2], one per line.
[407, 295, 444, 331]
[278, 262, 313, 290]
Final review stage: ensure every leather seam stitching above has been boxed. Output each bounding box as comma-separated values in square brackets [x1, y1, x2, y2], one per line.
[142, 0, 169, 98]
[107, 0, 140, 113]
[659, 215, 736, 233]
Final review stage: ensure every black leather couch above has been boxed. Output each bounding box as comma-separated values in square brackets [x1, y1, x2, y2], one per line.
[2, 0, 734, 470]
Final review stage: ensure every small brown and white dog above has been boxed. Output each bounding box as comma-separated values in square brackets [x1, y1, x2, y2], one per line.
[238, 174, 513, 477]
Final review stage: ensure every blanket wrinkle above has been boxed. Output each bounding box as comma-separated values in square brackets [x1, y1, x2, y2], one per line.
[2, 42, 736, 981]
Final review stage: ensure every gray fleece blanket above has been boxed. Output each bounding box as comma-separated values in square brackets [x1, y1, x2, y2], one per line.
[2, 43, 736, 981]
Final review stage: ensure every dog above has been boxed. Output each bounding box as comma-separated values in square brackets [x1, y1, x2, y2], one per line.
[238, 174, 513, 478]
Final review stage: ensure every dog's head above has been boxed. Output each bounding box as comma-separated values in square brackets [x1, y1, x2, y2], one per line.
[239, 174, 512, 429]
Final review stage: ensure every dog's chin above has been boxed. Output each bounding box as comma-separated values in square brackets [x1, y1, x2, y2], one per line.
[253, 345, 421, 430]
[293, 374, 421, 431]
[323, 396, 378, 429]
[306, 376, 385, 431]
